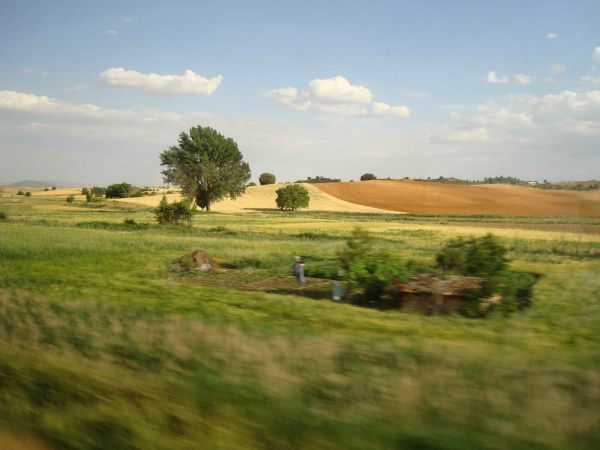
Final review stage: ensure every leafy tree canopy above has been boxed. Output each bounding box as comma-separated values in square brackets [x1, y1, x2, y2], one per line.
[275, 184, 310, 211]
[105, 183, 132, 198]
[160, 126, 251, 211]
[259, 172, 276, 185]
[360, 173, 377, 181]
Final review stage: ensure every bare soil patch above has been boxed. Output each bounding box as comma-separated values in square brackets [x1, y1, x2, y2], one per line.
[316, 180, 600, 216]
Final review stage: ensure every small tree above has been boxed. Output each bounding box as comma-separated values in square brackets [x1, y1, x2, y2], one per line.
[259, 172, 276, 185]
[338, 228, 411, 302]
[81, 187, 89, 195]
[44, 187, 49, 191]
[85, 192, 94, 202]
[275, 184, 310, 211]
[66, 196, 75, 203]
[25, 192, 31, 197]
[360, 173, 377, 181]
[436, 234, 508, 279]
[91, 186, 106, 196]
[155, 194, 194, 225]
[105, 183, 132, 198]
[16, 191, 24, 195]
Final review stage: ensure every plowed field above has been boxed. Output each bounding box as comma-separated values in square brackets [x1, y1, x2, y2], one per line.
[316, 180, 600, 216]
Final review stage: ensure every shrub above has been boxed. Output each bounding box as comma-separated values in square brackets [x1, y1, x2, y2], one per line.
[16, 191, 24, 195]
[360, 173, 377, 181]
[338, 228, 413, 302]
[436, 234, 508, 279]
[81, 188, 89, 195]
[66, 196, 75, 203]
[259, 172, 276, 185]
[105, 183, 132, 198]
[44, 187, 49, 191]
[155, 195, 194, 225]
[247, 182, 257, 187]
[86, 192, 94, 202]
[0, 211, 7, 220]
[25, 192, 32, 197]
[275, 184, 310, 211]
[51, 186, 56, 190]
[90, 186, 106, 196]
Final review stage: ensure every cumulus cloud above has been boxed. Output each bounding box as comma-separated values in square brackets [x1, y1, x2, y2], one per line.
[263, 75, 409, 118]
[484, 71, 509, 84]
[594, 47, 600, 61]
[546, 32, 558, 40]
[513, 73, 532, 85]
[308, 76, 372, 104]
[106, 29, 119, 36]
[372, 102, 410, 117]
[100, 67, 223, 95]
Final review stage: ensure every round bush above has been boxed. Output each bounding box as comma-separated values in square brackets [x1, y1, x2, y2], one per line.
[66, 196, 75, 203]
[259, 172, 276, 185]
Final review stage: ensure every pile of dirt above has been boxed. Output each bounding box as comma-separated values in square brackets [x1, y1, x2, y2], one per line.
[174, 250, 219, 272]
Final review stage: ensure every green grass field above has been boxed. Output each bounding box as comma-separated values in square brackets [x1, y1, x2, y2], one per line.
[0, 191, 599, 449]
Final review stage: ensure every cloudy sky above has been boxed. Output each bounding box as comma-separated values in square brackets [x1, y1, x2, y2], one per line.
[1, 0, 599, 185]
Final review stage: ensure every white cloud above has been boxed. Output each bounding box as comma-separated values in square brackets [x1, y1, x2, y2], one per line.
[485, 71, 509, 84]
[124, 17, 133, 23]
[21, 68, 34, 75]
[308, 76, 372, 104]
[263, 75, 409, 118]
[106, 29, 119, 36]
[372, 101, 410, 117]
[546, 32, 558, 40]
[513, 73, 532, 85]
[100, 67, 223, 95]
[581, 75, 600, 85]
[65, 84, 89, 92]
[546, 64, 566, 82]
[0, 90, 184, 123]
[594, 47, 600, 61]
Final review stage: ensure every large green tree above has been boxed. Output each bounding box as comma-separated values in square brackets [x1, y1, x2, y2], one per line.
[160, 126, 251, 211]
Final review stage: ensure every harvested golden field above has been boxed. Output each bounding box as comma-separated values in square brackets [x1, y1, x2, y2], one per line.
[316, 180, 600, 216]
[116, 183, 395, 213]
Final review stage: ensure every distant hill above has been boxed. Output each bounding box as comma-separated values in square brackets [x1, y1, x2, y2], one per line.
[6, 180, 84, 188]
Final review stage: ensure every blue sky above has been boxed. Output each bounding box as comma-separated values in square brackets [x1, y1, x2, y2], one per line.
[1, 0, 599, 185]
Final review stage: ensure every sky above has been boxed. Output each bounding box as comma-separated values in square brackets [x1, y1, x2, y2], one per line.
[1, 0, 599, 185]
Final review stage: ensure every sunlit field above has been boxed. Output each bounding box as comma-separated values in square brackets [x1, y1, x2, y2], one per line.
[0, 188, 599, 449]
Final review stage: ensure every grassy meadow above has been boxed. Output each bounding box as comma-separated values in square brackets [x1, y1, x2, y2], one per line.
[0, 189, 599, 449]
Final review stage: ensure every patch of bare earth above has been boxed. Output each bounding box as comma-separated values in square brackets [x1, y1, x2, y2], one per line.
[316, 180, 600, 217]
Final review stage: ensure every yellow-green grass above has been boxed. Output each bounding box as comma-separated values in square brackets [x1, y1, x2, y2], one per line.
[0, 192, 599, 449]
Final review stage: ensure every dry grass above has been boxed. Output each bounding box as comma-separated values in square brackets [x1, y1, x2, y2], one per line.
[317, 180, 600, 216]
[116, 184, 395, 213]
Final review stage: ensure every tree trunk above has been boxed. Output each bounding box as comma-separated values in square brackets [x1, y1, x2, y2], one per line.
[206, 202, 211, 212]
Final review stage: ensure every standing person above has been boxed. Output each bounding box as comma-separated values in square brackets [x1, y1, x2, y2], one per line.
[292, 256, 305, 284]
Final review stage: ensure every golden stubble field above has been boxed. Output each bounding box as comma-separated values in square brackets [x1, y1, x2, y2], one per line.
[317, 180, 600, 216]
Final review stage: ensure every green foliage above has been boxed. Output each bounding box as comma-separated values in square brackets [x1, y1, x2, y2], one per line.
[247, 182, 257, 187]
[85, 192, 94, 202]
[66, 196, 75, 203]
[360, 173, 377, 181]
[436, 234, 508, 278]
[275, 184, 310, 211]
[52, 186, 56, 190]
[90, 186, 106, 196]
[0, 211, 7, 220]
[105, 182, 132, 199]
[16, 190, 24, 195]
[338, 228, 413, 302]
[295, 176, 341, 183]
[154, 194, 194, 225]
[160, 126, 251, 211]
[25, 191, 32, 197]
[259, 172, 276, 185]
[81, 187, 89, 195]
[44, 187, 50, 191]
